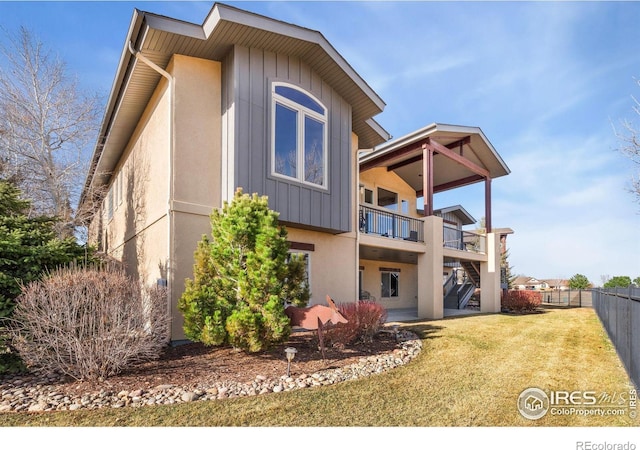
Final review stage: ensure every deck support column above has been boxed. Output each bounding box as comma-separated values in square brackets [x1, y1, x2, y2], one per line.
[422, 144, 433, 217]
[417, 215, 443, 319]
[484, 177, 492, 232]
[480, 232, 502, 313]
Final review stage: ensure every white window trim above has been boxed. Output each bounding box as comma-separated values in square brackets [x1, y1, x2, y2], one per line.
[271, 82, 328, 189]
[106, 185, 114, 222]
[117, 171, 123, 207]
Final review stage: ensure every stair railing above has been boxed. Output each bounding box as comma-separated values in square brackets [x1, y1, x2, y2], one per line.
[443, 271, 458, 298]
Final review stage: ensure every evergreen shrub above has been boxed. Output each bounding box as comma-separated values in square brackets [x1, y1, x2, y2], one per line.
[178, 189, 310, 352]
[0, 180, 90, 374]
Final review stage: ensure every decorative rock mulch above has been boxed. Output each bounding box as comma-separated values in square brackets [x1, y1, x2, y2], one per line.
[0, 330, 421, 413]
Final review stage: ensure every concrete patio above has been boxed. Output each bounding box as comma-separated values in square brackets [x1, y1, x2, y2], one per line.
[385, 307, 482, 323]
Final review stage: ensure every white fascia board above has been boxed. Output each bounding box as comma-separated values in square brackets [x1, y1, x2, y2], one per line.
[143, 11, 207, 40]
[365, 118, 392, 143]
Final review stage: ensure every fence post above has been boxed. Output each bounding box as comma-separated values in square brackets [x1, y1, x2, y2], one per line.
[579, 289, 582, 307]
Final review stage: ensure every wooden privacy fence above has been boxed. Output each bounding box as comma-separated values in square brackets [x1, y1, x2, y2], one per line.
[593, 287, 640, 390]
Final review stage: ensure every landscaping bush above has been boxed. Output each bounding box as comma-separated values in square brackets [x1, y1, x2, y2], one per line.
[178, 189, 310, 353]
[326, 301, 388, 346]
[0, 179, 91, 375]
[501, 290, 542, 313]
[8, 265, 170, 380]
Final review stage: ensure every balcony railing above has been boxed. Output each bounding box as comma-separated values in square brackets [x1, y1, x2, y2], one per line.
[443, 225, 486, 254]
[358, 205, 485, 252]
[359, 205, 424, 242]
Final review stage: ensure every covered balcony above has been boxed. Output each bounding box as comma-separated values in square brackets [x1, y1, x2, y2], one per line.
[359, 123, 510, 233]
[358, 122, 511, 320]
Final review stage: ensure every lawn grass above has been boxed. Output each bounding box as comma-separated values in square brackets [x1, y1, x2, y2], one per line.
[1, 306, 637, 427]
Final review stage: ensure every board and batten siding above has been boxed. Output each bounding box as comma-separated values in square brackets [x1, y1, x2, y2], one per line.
[437, 211, 463, 229]
[221, 45, 352, 234]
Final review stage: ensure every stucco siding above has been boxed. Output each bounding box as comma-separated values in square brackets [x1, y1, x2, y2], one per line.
[91, 76, 171, 286]
[170, 55, 222, 210]
[360, 167, 419, 218]
[167, 54, 223, 340]
[359, 259, 418, 309]
[171, 211, 212, 341]
[286, 227, 357, 307]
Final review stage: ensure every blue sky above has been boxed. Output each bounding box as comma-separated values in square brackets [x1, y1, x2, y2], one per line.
[2, 0, 639, 286]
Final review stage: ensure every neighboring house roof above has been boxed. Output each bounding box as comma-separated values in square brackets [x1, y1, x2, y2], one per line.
[434, 205, 476, 226]
[544, 279, 570, 288]
[359, 122, 511, 193]
[513, 276, 548, 288]
[80, 2, 390, 209]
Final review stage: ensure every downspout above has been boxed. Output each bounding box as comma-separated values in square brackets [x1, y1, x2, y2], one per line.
[355, 146, 361, 305]
[127, 41, 175, 339]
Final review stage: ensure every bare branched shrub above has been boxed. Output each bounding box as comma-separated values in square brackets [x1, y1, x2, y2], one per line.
[325, 301, 388, 347]
[501, 290, 542, 313]
[9, 265, 170, 380]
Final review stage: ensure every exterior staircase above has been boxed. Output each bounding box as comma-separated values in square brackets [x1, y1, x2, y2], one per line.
[443, 261, 481, 309]
[444, 280, 476, 309]
[460, 261, 481, 286]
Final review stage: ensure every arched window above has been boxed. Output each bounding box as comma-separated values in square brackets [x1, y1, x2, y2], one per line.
[272, 83, 327, 187]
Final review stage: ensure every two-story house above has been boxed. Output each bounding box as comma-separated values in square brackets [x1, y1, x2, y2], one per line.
[80, 3, 512, 341]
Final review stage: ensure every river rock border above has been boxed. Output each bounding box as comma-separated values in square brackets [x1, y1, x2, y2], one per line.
[0, 330, 421, 413]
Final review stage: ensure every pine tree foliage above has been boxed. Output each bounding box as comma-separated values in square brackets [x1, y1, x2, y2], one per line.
[0, 179, 90, 373]
[501, 248, 517, 290]
[178, 189, 310, 352]
[568, 274, 591, 289]
[603, 276, 633, 288]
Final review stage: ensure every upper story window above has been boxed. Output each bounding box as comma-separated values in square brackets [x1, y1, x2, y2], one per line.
[272, 83, 327, 188]
[377, 187, 398, 211]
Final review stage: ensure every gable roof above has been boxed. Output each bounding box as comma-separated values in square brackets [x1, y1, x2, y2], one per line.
[543, 279, 569, 287]
[434, 205, 476, 226]
[80, 2, 389, 209]
[359, 122, 510, 193]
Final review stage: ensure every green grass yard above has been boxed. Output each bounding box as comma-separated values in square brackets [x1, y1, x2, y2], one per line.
[0, 306, 637, 427]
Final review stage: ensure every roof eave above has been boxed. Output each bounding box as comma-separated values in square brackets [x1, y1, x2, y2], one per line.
[79, 8, 146, 209]
[79, 3, 387, 210]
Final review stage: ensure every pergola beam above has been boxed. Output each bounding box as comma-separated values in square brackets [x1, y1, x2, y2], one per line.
[425, 137, 490, 178]
[359, 133, 493, 231]
[360, 136, 471, 172]
[387, 154, 423, 172]
[360, 139, 429, 172]
[416, 174, 485, 196]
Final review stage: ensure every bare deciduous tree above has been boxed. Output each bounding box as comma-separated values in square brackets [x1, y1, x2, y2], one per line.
[0, 26, 102, 237]
[613, 77, 640, 206]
